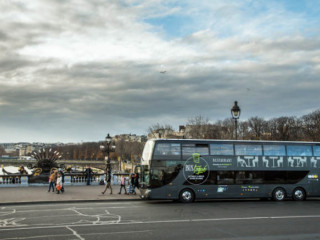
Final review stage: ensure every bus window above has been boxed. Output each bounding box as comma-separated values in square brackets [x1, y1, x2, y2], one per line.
[153, 143, 181, 160]
[313, 146, 320, 156]
[182, 144, 209, 158]
[287, 145, 312, 156]
[210, 144, 234, 155]
[217, 171, 235, 184]
[235, 171, 263, 184]
[263, 144, 286, 156]
[235, 144, 262, 156]
[150, 168, 165, 188]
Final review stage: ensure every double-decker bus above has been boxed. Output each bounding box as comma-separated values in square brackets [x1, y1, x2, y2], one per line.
[136, 139, 320, 202]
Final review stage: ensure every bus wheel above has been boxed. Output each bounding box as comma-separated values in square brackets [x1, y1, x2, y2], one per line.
[179, 189, 195, 203]
[272, 188, 286, 201]
[292, 188, 306, 201]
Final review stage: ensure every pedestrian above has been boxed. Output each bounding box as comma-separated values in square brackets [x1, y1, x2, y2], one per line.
[118, 175, 127, 194]
[101, 172, 112, 195]
[129, 173, 136, 195]
[56, 172, 62, 194]
[58, 168, 65, 193]
[85, 166, 93, 185]
[48, 170, 55, 192]
[134, 173, 139, 189]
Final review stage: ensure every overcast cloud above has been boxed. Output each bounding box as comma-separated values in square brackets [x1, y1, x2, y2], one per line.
[1, 0, 320, 142]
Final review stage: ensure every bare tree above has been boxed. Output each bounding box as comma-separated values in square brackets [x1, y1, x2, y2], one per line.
[147, 123, 174, 138]
[301, 110, 320, 141]
[186, 115, 211, 139]
[267, 116, 298, 141]
[247, 117, 267, 140]
[0, 146, 6, 156]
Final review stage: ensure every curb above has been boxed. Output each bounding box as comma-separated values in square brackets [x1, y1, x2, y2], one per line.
[0, 198, 143, 206]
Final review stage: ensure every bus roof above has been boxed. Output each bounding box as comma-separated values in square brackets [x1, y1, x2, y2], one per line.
[147, 138, 320, 145]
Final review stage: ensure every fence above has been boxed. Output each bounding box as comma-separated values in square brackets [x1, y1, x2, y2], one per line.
[0, 173, 106, 187]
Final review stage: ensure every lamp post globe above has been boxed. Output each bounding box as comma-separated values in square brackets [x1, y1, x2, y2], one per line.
[231, 101, 241, 140]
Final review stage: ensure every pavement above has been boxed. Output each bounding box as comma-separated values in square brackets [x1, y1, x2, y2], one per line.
[0, 185, 141, 205]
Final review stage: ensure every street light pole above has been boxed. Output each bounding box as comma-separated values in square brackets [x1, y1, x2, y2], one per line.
[231, 101, 241, 140]
[100, 133, 115, 181]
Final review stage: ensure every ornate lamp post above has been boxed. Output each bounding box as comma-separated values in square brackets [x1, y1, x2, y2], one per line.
[231, 101, 241, 140]
[100, 133, 116, 179]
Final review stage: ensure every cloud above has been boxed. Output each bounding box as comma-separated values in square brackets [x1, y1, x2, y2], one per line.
[0, 0, 320, 142]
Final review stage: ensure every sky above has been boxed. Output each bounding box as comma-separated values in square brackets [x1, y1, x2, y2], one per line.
[1, 0, 320, 143]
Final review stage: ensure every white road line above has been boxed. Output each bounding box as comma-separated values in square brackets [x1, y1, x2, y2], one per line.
[66, 226, 85, 240]
[0, 230, 152, 240]
[1, 215, 320, 231]
[7, 202, 137, 209]
[15, 206, 137, 213]
[0, 233, 74, 240]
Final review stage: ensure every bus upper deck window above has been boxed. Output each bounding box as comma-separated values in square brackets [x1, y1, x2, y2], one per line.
[313, 145, 320, 156]
[210, 144, 234, 155]
[182, 144, 209, 157]
[153, 143, 181, 159]
[235, 144, 262, 156]
[263, 145, 285, 156]
[287, 145, 312, 156]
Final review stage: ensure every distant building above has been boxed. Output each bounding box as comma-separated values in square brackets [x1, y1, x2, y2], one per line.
[114, 134, 147, 143]
[148, 125, 187, 139]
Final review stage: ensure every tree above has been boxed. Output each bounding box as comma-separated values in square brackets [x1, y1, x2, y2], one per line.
[186, 115, 211, 139]
[301, 110, 320, 141]
[247, 117, 267, 140]
[0, 146, 6, 156]
[147, 123, 174, 138]
[267, 117, 298, 141]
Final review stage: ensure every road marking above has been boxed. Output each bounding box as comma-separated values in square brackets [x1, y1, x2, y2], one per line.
[66, 226, 85, 240]
[0, 230, 152, 240]
[16, 206, 137, 213]
[1, 215, 320, 231]
[0, 233, 74, 239]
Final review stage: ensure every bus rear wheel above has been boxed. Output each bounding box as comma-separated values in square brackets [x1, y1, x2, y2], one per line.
[272, 187, 286, 201]
[179, 189, 195, 203]
[292, 188, 306, 201]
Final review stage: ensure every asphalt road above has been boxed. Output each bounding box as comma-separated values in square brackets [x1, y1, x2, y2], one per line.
[1, 199, 320, 240]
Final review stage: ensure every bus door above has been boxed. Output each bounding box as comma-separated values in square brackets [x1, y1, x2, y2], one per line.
[307, 172, 320, 195]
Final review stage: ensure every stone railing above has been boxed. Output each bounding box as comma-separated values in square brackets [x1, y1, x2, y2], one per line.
[0, 173, 105, 187]
[66, 173, 105, 185]
[0, 174, 29, 186]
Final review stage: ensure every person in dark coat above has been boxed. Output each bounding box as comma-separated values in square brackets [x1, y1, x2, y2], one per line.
[85, 166, 93, 185]
[101, 172, 112, 194]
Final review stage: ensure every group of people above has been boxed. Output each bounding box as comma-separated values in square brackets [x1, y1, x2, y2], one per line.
[48, 168, 65, 194]
[101, 173, 139, 195]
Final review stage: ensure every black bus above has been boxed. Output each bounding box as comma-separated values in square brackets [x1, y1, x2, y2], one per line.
[137, 139, 320, 202]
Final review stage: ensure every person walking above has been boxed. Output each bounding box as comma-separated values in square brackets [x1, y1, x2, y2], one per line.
[118, 175, 127, 194]
[58, 168, 65, 193]
[56, 172, 62, 194]
[101, 172, 112, 195]
[85, 166, 93, 185]
[48, 170, 55, 192]
[129, 173, 136, 195]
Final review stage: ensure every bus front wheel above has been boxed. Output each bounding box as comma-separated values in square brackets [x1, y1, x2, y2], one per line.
[292, 187, 306, 201]
[272, 188, 286, 201]
[179, 189, 195, 203]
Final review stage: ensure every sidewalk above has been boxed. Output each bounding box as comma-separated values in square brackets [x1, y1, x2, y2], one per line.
[0, 185, 141, 205]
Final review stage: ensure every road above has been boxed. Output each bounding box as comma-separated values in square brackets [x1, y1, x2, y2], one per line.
[1, 199, 320, 240]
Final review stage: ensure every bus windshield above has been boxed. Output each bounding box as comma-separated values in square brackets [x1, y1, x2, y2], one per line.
[142, 140, 154, 164]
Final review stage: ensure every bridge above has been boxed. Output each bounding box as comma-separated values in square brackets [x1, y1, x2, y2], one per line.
[0, 159, 107, 170]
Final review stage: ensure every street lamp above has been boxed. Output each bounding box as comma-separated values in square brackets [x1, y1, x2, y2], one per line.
[231, 101, 241, 140]
[100, 133, 116, 179]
